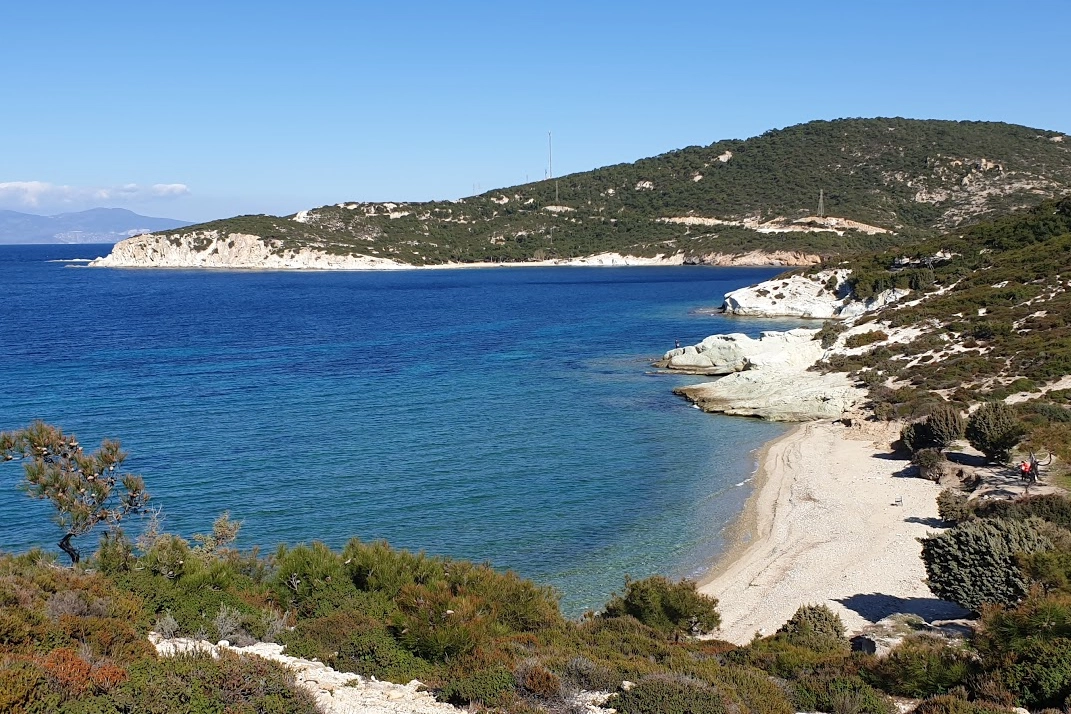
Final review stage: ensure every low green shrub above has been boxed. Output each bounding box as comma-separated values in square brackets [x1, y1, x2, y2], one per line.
[712, 664, 794, 714]
[936, 489, 973, 524]
[865, 635, 973, 697]
[270, 542, 357, 618]
[612, 674, 735, 714]
[790, 672, 896, 714]
[972, 493, 1071, 531]
[561, 655, 619, 691]
[912, 693, 1012, 714]
[335, 628, 432, 683]
[514, 659, 562, 698]
[913, 448, 947, 481]
[438, 664, 515, 707]
[776, 604, 848, 652]
[603, 576, 720, 635]
[845, 331, 889, 349]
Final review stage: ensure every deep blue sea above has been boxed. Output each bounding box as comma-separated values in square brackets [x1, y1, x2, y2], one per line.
[0, 245, 798, 614]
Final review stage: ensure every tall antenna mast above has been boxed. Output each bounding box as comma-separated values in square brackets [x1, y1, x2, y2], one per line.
[549, 131, 558, 203]
[817, 189, 825, 218]
[548, 132, 553, 182]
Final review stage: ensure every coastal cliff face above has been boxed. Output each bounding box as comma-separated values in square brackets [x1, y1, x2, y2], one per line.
[655, 328, 824, 375]
[90, 232, 814, 270]
[90, 231, 408, 270]
[721, 270, 909, 319]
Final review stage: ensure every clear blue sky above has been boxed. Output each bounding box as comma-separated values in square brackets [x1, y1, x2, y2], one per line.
[2, 0, 1069, 222]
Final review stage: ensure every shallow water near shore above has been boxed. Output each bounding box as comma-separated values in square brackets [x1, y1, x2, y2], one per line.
[0, 245, 796, 615]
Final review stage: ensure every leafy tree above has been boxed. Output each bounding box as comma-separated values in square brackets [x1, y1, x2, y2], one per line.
[920, 517, 1052, 611]
[0, 421, 149, 564]
[928, 404, 966, 449]
[966, 403, 1025, 463]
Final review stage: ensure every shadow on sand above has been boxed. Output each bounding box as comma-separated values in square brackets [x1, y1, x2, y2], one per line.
[837, 592, 970, 623]
[905, 516, 946, 528]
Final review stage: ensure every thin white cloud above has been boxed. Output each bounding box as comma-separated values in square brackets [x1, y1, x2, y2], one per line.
[151, 183, 191, 197]
[0, 180, 191, 209]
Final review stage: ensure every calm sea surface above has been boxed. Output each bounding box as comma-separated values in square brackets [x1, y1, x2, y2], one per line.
[0, 245, 799, 614]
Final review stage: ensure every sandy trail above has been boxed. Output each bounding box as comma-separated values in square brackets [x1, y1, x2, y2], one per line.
[699, 421, 969, 644]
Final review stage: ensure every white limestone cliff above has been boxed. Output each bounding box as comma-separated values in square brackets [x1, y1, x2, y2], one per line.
[721, 269, 909, 319]
[90, 232, 408, 270]
[657, 328, 863, 421]
[656, 328, 824, 375]
[91, 232, 831, 270]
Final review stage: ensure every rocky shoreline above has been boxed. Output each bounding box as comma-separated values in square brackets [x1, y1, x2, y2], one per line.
[89, 231, 824, 270]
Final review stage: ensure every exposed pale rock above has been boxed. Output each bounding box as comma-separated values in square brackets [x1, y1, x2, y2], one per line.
[693, 250, 822, 267]
[722, 270, 909, 319]
[674, 369, 863, 421]
[563, 252, 684, 266]
[148, 633, 462, 714]
[656, 329, 823, 375]
[90, 232, 408, 270]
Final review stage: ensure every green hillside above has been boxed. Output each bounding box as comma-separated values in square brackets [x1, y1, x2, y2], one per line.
[158, 118, 1071, 265]
[812, 197, 1071, 461]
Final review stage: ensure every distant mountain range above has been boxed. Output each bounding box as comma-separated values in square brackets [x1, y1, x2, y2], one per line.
[0, 208, 191, 244]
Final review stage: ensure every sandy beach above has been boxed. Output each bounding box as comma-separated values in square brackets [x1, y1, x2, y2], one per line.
[699, 419, 969, 644]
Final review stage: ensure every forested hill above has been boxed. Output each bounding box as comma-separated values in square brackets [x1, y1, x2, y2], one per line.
[157, 118, 1071, 265]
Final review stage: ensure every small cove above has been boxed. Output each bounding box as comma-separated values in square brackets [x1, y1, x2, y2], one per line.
[0, 245, 800, 615]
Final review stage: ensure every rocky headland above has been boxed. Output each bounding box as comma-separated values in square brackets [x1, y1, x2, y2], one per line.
[656, 270, 907, 420]
[89, 231, 821, 270]
[720, 269, 909, 319]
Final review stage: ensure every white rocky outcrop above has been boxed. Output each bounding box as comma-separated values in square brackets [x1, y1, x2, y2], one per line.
[90, 232, 408, 270]
[694, 250, 822, 267]
[149, 633, 462, 714]
[657, 328, 863, 420]
[674, 369, 862, 421]
[722, 270, 909, 319]
[563, 252, 685, 267]
[657, 328, 823, 375]
[149, 633, 615, 714]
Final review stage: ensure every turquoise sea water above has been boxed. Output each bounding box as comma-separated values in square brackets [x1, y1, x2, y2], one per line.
[0, 245, 799, 614]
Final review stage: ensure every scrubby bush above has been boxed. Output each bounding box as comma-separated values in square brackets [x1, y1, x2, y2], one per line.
[562, 655, 619, 692]
[790, 672, 896, 714]
[865, 635, 973, 697]
[921, 517, 1053, 610]
[967, 403, 1025, 463]
[845, 330, 889, 349]
[913, 448, 947, 481]
[514, 659, 562, 698]
[973, 591, 1071, 709]
[972, 493, 1071, 532]
[612, 674, 735, 714]
[902, 405, 965, 454]
[912, 693, 1012, 714]
[438, 664, 515, 707]
[902, 421, 938, 454]
[603, 576, 720, 635]
[712, 664, 794, 714]
[271, 541, 356, 617]
[929, 404, 967, 447]
[776, 604, 847, 651]
[936, 489, 973, 524]
[335, 628, 432, 683]
[815, 321, 848, 348]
